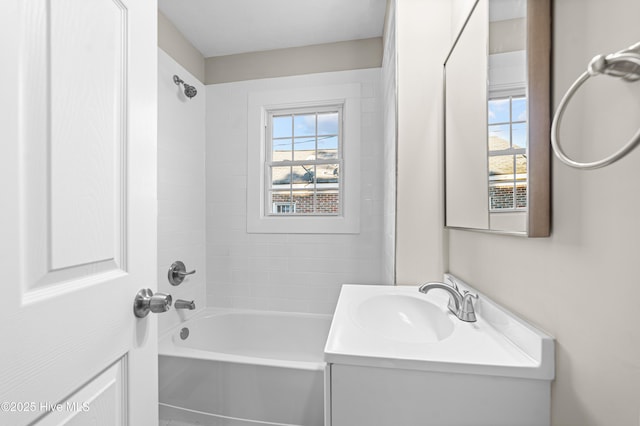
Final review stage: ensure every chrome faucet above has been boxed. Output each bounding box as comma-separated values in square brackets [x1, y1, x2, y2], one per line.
[174, 299, 196, 310]
[418, 281, 478, 322]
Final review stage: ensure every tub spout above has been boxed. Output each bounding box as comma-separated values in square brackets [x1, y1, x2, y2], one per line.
[175, 299, 196, 310]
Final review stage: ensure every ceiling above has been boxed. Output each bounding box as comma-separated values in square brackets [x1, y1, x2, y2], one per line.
[159, 0, 387, 58]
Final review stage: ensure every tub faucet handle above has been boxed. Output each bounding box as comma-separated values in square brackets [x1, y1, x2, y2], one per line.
[168, 261, 196, 286]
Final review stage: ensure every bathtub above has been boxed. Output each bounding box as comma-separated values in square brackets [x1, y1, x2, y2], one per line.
[159, 308, 332, 426]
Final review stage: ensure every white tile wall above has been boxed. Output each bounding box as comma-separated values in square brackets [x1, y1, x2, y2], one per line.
[206, 69, 389, 314]
[158, 49, 206, 333]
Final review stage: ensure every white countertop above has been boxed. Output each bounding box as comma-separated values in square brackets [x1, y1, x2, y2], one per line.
[324, 275, 554, 380]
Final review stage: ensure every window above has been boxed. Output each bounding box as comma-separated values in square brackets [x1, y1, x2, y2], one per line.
[266, 106, 342, 216]
[247, 82, 361, 234]
[487, 94, 527, 211]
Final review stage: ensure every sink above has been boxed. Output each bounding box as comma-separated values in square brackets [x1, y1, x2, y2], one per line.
[324, 277, 556, 426]
[325, 279, 555, 380]
[354, 294, 454, 343]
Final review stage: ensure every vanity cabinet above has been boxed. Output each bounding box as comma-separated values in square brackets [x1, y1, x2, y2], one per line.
[328, 363, 550, 426]
[324, 277, 554, 426]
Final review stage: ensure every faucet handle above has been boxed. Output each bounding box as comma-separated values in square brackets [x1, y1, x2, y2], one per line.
[168, 261, 196, 286]
[459, 292, 478, 322]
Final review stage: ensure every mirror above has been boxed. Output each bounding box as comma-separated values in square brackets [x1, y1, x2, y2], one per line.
[444, 0, 550, 236]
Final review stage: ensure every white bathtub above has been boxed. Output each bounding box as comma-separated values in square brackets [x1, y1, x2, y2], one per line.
[159, 308, 332, 426]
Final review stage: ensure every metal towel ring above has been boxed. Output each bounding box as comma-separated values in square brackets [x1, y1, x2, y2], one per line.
[551, 42, 640, 170]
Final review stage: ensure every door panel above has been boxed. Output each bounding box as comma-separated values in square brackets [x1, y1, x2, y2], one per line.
[20, 0, 127, 295]
[39, 358, 126, 426]
[0, 0, 158, 424]
[49, 0, 126, 270]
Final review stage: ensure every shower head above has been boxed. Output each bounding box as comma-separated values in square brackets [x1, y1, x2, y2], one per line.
[173, 75, 197, 99]
[183, 83, 197, 99]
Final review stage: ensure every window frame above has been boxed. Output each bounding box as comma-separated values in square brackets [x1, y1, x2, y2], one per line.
[265, 104, 343, 217]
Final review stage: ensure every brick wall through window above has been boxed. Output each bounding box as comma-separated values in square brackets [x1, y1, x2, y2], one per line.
[272, 191, 339, 214]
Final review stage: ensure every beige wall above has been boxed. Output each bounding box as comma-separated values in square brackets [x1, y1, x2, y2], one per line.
[204, 38, 382, 84]
[395, 0, 450, 285]
[158, 11, 205, 83]
[489, 18, 525, 54]
[448, 0, 640, 425]
[158, 11, 381, 86]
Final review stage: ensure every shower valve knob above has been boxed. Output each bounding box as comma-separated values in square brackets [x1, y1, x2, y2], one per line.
[168, 261, 196, 286]
[133, 289, 172, 318]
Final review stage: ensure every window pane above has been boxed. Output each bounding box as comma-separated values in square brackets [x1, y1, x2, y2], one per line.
[488, 124, 510, 151]
[489, 155, 515, 180]
[272, 138, 292, 162]
[291, 164, 315, 187]
[318, 112, 339, 135]
[318, 135, 338, 160]
[488, 98, 510, 124]
[293, 137, 315, 159]
[294, 114, 315, 136]
[489, 154, 516, 211]
[511, 97, 527, 122]
[273, 115, 292, 138]
[270, 190, 293, 214]
[291, 191, 314, 214]
[516, 183, 527, 208]
[316, 163, 339, 184]
[512, 122, 527, 149]
[271, 166, 292, 187]
[315, 188, 340, 214]
[489, 183, 515, 210]
[515, 153, 528, 176]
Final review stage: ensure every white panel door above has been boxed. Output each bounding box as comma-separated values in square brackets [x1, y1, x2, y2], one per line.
[0, 0, 158, 424]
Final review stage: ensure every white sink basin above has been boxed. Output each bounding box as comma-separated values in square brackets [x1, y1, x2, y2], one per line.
[325, 277, 555, 380]
[354, 294, 454, 343]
